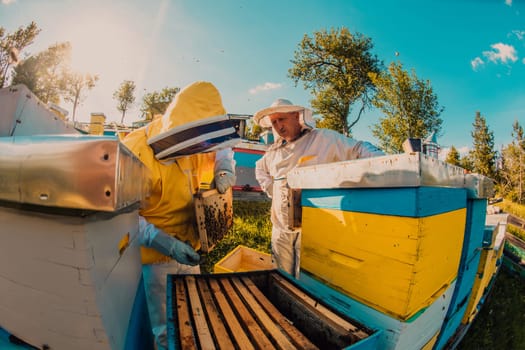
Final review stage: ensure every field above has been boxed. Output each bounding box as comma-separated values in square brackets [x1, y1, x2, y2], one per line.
[203, 198, 525, 349]
[457, 268, 525, 349]
[200, 200, 272, 273]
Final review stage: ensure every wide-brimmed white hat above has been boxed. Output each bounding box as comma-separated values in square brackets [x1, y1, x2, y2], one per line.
[253, 98, 314, 129]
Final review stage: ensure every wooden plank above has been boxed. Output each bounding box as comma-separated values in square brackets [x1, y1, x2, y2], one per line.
[240, 276, 318, 350]
[287, 188, 302, 229]
[196, 278, 235, 349]
[175, 279, 198, 350]
[508, 214, 525, 230]
[185, 276, 216, 350]
[232, 277, 310, 350]
[271, 273, 369, 340]
[219, 278, 275, 349]
[208, 279, 255, 350]
[506, 232, 525, 251]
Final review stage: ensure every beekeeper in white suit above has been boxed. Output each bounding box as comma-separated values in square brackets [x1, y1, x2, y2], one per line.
[254, 98, 384, 277]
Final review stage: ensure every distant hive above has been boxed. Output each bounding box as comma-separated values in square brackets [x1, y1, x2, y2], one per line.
[89, 112, 106, 135]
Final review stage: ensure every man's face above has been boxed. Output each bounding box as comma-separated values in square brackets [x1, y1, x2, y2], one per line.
[268, 112, 302, 142]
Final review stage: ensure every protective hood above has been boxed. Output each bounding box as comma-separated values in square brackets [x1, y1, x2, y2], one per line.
[147, 81, 240, 160]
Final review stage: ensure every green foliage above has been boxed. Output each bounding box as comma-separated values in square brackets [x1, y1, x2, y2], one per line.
[62, 72, 98, 122]
[458, 269, 525, 350]
[470, 111, 497, 179]
[370, 61, 443, 154]
[498, 120, 525, 204]
[113, 80, 136, 124]
[288, 27, 382, 136]
[140, 86, 180, 120]
[200, 200, 271, 273]
[12, 41, 72, 104]
[459, 153, 474, 172]
[244, 121, 264, 141]
[0, 21, 40, 88]
[445, 145, 461, 166]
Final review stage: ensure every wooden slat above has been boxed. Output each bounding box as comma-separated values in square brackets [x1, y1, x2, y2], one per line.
[271, 273, 369, 340]
[231, 277, 304, 350]
[240, 276, 319, 350]
[506, 232, 525, 251]
[208, 279, 255, 350]
[508, 214, 525, 230]
[219, 278, 275, 349]
[185, 276, 216, 350]
[196, 279, 235, 349]
[175, 279, 198, 350]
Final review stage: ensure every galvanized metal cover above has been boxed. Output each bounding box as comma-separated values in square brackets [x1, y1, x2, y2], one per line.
[0, 135, 148, 212]
[287, 153, 494, 199]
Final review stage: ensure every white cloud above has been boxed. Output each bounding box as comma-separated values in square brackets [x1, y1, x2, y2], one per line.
[471, 57, 484, 71]
[1, 0, 17, 4]
[522, 58, 525, 64]
[439, 146, 470, 161]
[511, 30, 525, 41]
[482, 43, 518, 64]
[249, 82, 282, 95]
[505, 0, 512, 6]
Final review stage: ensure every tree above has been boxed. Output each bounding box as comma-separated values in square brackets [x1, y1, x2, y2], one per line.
[445, 145, 461, 166]
[140, 87, 180, 121]
[62, 72, 98, 122]
[470, 111, 497, 178]
[288, 27, 382, 136]
[499, 120, 525, 203]
[0, 21, 40, 88]
[370, 62, 444, 154]
[459, 154, 474, 172]
[113, 80, 136, 124]
[245, 121, 264, 141]
[11, 42, 71, 104]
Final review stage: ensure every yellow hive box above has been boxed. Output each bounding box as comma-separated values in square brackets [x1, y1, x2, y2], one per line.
[462, 223, 506, 324]
[301, 207, 466, 321]
[214, 245, 274, 273]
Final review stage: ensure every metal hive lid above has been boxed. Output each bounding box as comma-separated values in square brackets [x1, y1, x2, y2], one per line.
[287, 153, 494, 199]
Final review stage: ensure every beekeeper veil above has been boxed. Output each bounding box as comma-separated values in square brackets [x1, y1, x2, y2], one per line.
[147, 81, 240, 160]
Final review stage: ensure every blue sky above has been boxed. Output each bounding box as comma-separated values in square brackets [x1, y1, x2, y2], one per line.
[1, 0, 524, 155]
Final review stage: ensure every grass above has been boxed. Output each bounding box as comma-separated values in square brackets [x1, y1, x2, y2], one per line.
[496, 199, 525, 241]
[200, 200, 272, 273]
[458, 269, 525, 350]
[496, 199, 525, 219]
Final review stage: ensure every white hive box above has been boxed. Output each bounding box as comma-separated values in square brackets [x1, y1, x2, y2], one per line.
[0, 135, 149, 349]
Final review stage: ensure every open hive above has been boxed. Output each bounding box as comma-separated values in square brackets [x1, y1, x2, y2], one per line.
[167, 270, 374, 349]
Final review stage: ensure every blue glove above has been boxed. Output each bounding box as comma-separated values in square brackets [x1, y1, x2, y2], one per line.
[150, 230, 200, 266]
[139, 217, 200, 266]
[214, 170, 236, 193]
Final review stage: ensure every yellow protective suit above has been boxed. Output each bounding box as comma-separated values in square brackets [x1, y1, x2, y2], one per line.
[122, 81, 237, 350]
[123, 120, 216, 264]
[122, 81, 234, 265]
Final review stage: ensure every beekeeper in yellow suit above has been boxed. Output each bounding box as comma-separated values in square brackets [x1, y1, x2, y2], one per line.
[123, 81, 238, 349]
